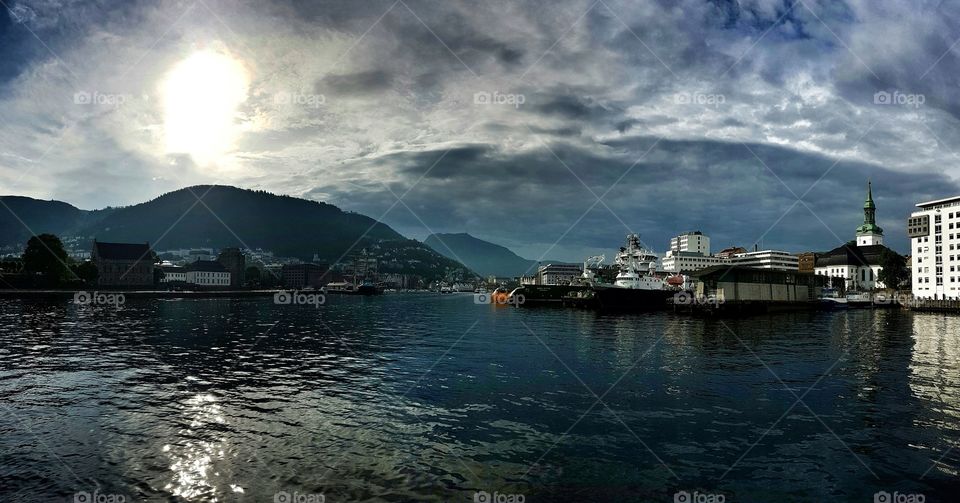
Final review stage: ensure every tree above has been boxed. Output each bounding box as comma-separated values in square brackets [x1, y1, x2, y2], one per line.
[878, 248, 908, 290]
[22, 234, 71, 286]
[70, 261, 98, 285]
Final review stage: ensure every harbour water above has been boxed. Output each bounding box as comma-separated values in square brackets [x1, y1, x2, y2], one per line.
[1, 294, 958, 502]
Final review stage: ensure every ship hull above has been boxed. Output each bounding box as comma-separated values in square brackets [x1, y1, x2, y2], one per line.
[593, 286, 673, 311]
[511, 284, 591, 305]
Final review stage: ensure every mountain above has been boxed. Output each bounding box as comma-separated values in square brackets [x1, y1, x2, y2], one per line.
[424, 232, 567, 277]
[1, 186, 472, 280]
[0, 196, 113, 248]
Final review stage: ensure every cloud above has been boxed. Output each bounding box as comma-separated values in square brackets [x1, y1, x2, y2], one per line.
[1, 0, 959, 259]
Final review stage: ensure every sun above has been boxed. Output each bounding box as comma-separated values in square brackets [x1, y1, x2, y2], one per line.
[161, 49, 249, 165]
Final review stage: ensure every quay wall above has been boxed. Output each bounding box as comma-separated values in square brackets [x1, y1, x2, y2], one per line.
[905, 297, 960, 313]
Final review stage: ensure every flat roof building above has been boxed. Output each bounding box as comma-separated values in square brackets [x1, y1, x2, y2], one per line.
[909, 194, 960, 299]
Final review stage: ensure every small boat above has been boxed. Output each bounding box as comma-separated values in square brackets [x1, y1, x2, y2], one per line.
[325, 281, 356, 294]
[819, 288, 848, 310]
[666, 274, 686, 288]
[845, 291, 873, 308]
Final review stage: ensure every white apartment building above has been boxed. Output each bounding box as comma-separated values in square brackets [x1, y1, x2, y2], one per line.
[669, 231, 710, 255]
[663, 231, 729, 272]
[661, 231, 798, 273]
[662, 253, 730, 272]
[731, 250, 799, 271]
[909, 195, 960, 299]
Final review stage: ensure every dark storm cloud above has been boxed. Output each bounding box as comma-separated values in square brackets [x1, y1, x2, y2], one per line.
[317, 136, 959, 260]
[4, 0, 960, 262]
[318, 70, 394, 95]
[533, 94, 623, 121]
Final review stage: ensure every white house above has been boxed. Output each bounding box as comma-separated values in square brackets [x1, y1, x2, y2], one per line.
[159, 263, 186, 283]
[185, 260, 231, 287]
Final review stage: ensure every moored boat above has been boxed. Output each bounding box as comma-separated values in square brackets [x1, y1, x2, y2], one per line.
[845, 291, 872, 308]
[819, 288, 848, 310]
[592, 234, 674, 311]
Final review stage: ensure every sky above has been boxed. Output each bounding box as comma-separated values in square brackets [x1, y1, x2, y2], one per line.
[2, 0, 960, 261]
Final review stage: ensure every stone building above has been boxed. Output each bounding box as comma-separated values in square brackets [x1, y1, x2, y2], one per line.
[92, 240, 155, 287]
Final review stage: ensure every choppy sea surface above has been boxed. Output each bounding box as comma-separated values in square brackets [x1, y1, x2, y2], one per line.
[1, 293, 958, 502]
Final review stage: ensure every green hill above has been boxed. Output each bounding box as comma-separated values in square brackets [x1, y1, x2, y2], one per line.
[1, 185, 471, 280]
[425, 232, 561, 277]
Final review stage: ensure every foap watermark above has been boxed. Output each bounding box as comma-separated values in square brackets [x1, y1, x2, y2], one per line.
[474, 292, 524, 306]
[73, 91, 132, 106]
[473, 91, 525, 108]
[74, 291, 125, 308]
[874, 491, 925, 503]
[474, 490, 525, 503]
[673, 291, 723, 307]
[74, 490, 126, 503]
[674, 490, 725, 503]
[274, 290, 326, 308]
[873, 90, 925, 108]
[274, 491, 325, 503]
[674, 92, 725, 108]
[275, 91, 326, 108]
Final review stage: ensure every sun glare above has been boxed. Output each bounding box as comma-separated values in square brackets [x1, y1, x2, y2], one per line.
[162, 49, 249, 165]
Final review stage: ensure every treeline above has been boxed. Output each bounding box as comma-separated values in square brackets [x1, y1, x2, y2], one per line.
[1, 234, 98, 289]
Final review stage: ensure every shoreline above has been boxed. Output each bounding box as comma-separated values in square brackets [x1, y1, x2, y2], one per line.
[0, 289, 287, 299]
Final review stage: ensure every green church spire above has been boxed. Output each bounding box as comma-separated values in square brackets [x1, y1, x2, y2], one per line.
[856, 180, 883, 235]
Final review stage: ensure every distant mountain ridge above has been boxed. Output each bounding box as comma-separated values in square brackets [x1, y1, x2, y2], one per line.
[424, 232, 569, 277]
[0, 196, 111, 246]
[0, 186, 472, 280]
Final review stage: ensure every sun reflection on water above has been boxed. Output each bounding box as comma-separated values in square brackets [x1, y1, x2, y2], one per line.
[164, 393, 233, 500]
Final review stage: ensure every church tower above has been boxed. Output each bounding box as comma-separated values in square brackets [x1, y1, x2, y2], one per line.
[856, 180, 884, 246]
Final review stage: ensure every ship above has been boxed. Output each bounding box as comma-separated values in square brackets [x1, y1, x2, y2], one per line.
[356, 279, 382, 296]
[591, 234, 674, 310]
[325, 279, 382, 295]
[507, 255, 603, 305]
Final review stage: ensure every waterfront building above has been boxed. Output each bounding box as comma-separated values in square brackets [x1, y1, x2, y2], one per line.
[909, 193, 960, 299]
[692, 266, 827, 307]
[798, 252, 818, 273]
[670, 231, 710, 255]
[159, 263, 186, 284]
[716, 246, 747, 259]
[536, 263, 582, 285]
[185, 260, 231, 287]
[281, 263, 326, 289]
[731, 249, 799, 271]
[663, 231, 730, 273]
[92, 240, 155, 287]
[662, 252, 729, 273]
[216, 248, 246, 288]
[815, 182, 893, 291]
